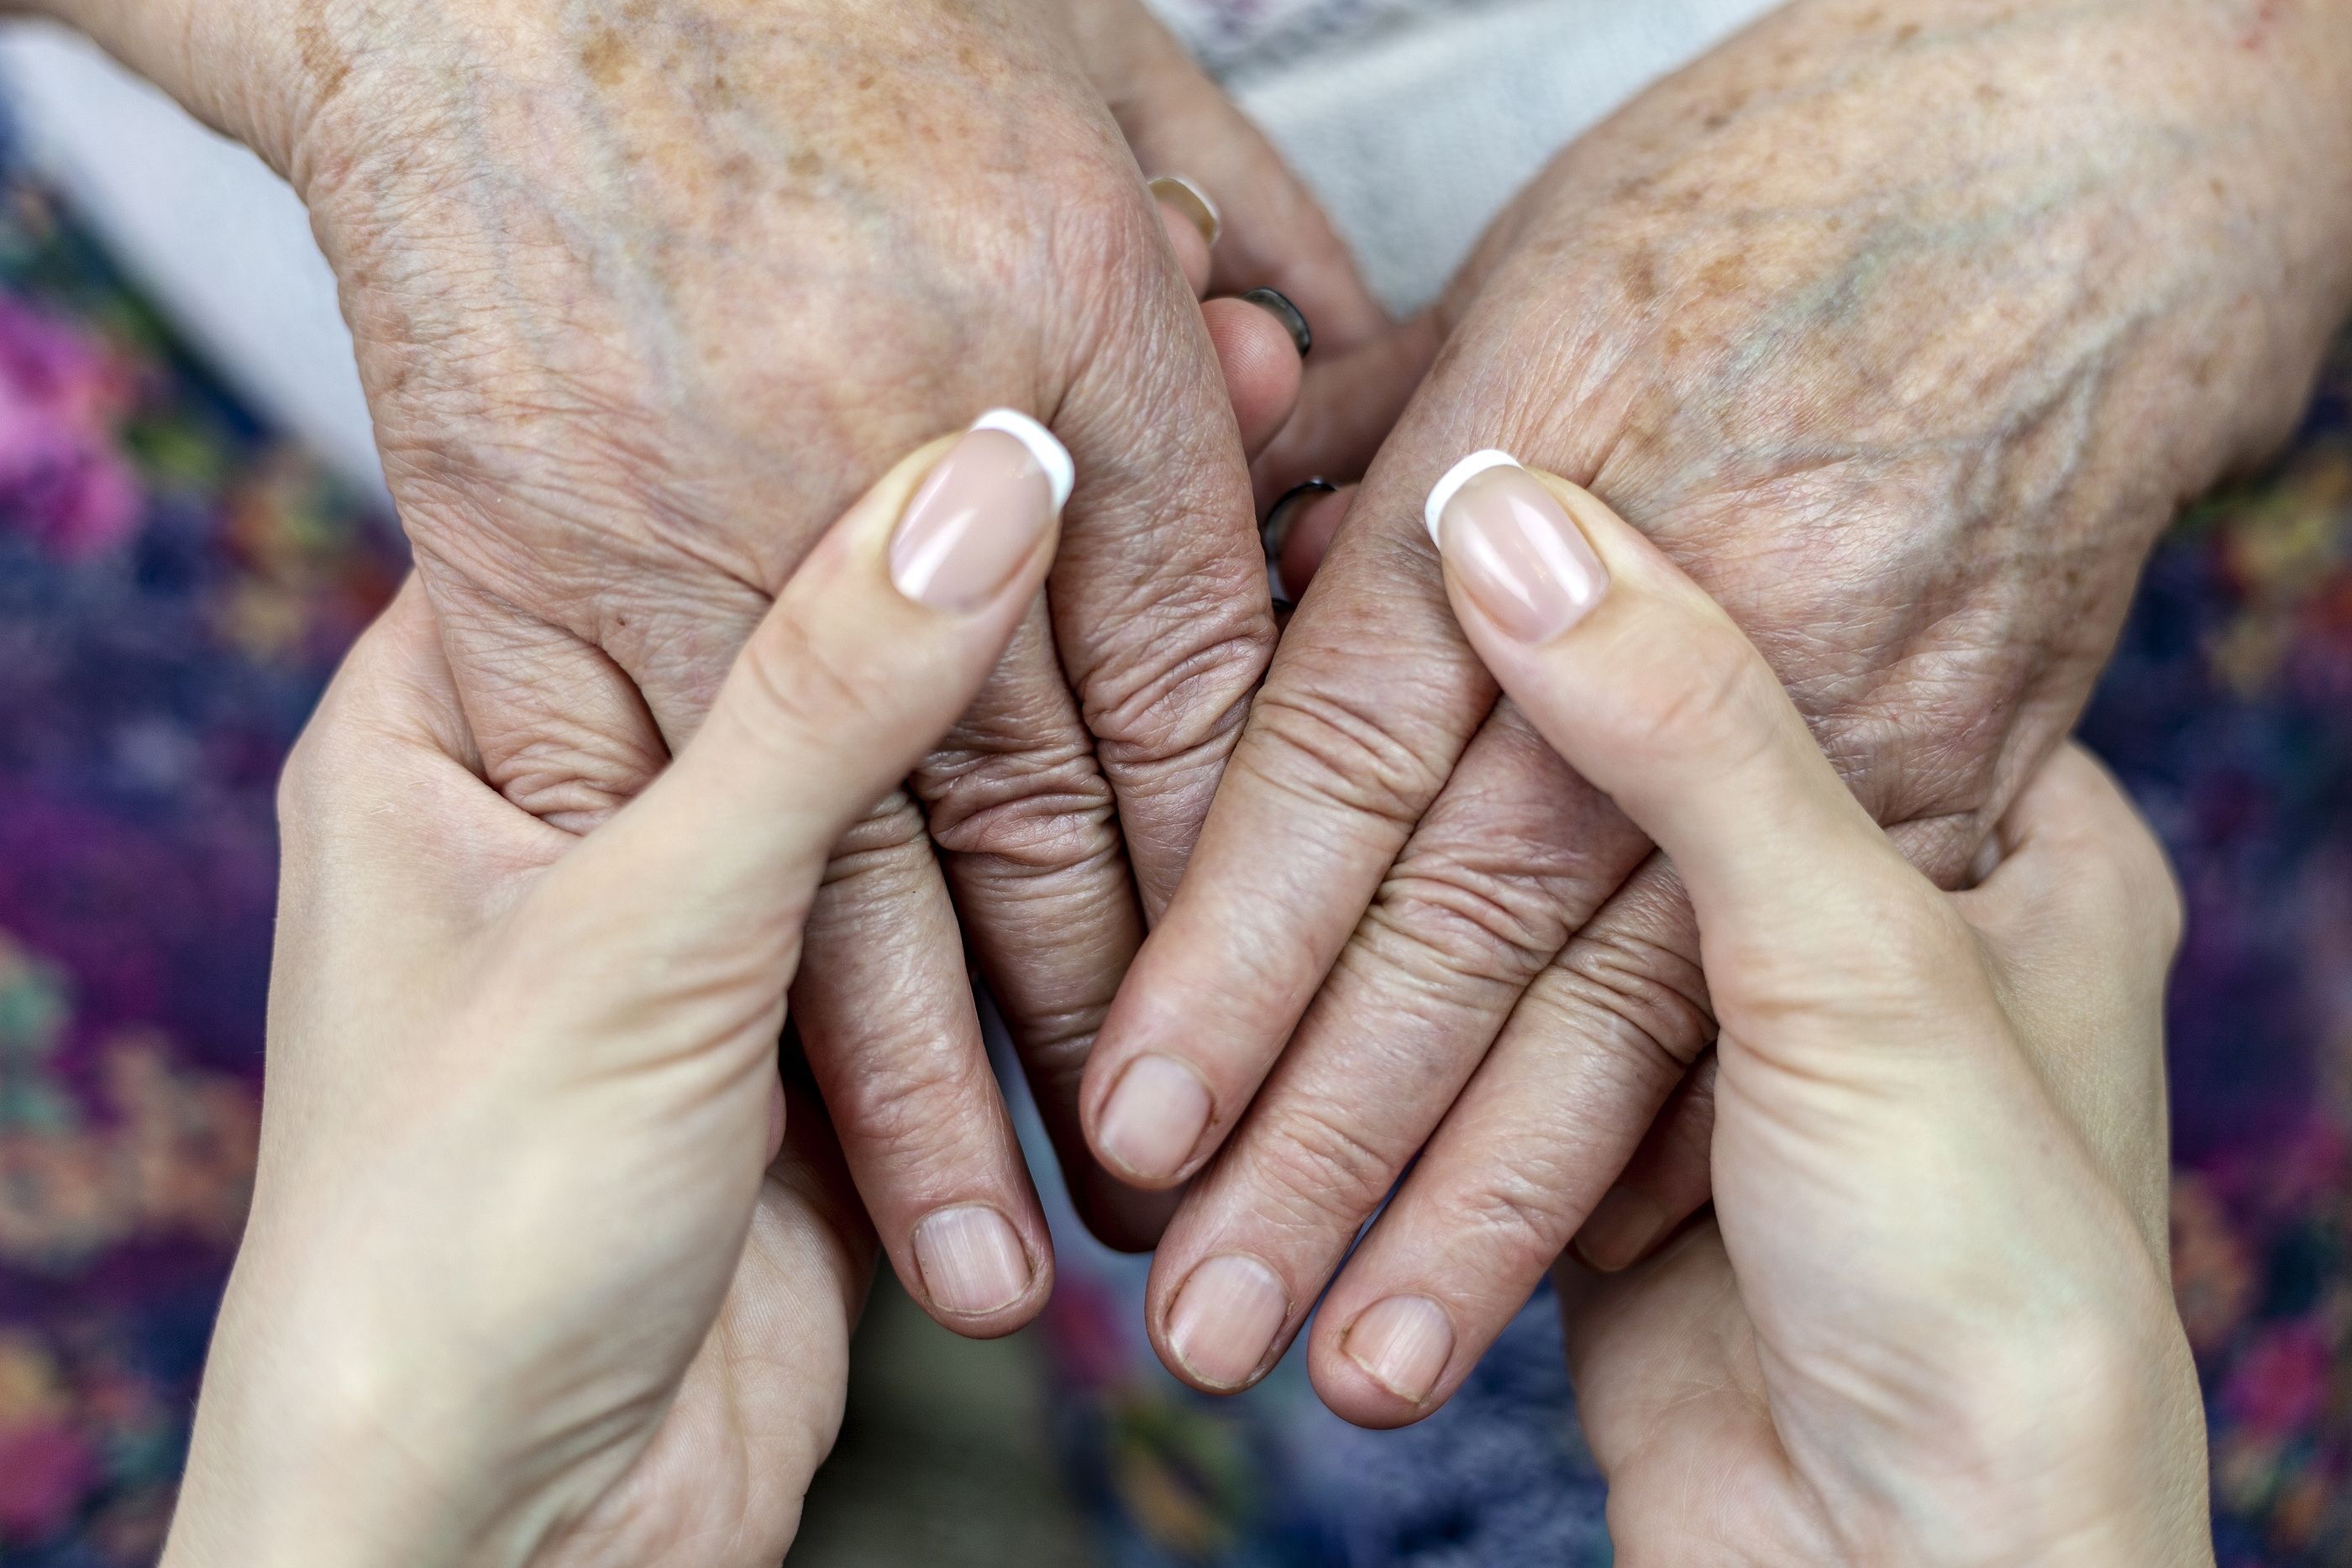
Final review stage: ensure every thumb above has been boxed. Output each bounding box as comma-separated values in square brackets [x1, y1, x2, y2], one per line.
[1425, 452, 1991, 1063]
[548, 412, 1068, 970]
[1074, 3, 1390, 355]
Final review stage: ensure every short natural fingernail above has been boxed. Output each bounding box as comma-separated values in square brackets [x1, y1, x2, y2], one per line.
[890, 410, 1071, 611]
[1149, 175, 1222, 247]
[1239, 286, 1313, 358]
[1344, 1294, 1455, 1404]
[1167, 1254, 1289, 1389]
[1097, 1052, 1213, 1182]
[1572, 1187, 1668, 1273]
[912, 1204, 1033, 1315]
[1425, 450, 1609, 642]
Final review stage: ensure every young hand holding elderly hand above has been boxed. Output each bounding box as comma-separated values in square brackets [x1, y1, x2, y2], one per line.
[166, 433, 2213, 1565]
[38, 0, 2294, 1555]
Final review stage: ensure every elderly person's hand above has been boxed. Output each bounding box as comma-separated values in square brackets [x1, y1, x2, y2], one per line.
[1087, 0, 2352, 1415]
[1443, 461, 2207, 1562]
[39, 0, 1381, 1317]
[161, 417, 1069, 1568]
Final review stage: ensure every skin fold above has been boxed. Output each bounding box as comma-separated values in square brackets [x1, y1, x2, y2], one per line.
[1094, 0, 2352, 1420]
[28, 0, 1381, 1318]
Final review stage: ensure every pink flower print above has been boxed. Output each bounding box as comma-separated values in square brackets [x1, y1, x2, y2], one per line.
[0, 295, 142, 559]
[2221, 1319, 2333, 1437]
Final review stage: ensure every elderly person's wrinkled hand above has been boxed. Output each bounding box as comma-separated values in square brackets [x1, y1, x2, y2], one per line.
[1093, 0, 2352, 1419]
[35, 0, 1386, 1318]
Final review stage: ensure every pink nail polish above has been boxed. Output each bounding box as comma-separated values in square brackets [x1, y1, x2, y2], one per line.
[912, 1204, 1032, 1315]
[890, 410, 1072, 611]
[1097, 1052, 1213, 1183]
[1167, 1254, 1289, 1389]
[1425, 451, 1608, 642]
[1345, 1294, 1455, 1404]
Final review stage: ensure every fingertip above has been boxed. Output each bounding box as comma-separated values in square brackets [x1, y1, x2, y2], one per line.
[1201, 295, 1305, 460]
[1153, 176, 1220, 297]
[1307, 1310, 1457, 1429]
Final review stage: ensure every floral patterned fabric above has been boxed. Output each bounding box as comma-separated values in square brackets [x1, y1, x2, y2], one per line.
[0, 122, 2349, 1568]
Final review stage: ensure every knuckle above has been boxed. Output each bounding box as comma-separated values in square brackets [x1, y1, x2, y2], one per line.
[1359, 857, 1576, 1001]
[1245, 1098, 1412, 1233]
[820, 792, 933, 886]
[1442, 1148, 1593, 1273]
[919, 733, 1122, 878]
[1541, 921, 1716, 1076]
[1719, 883, 1978, 1023]
[737, 611, 898, 758]
[1235, 684, 1454, 832]
[1084, 606, 1270, 769]
[824, 1030, 991, 1169]
[1609, 619, 1778, 775]
[481, 725, 659, 830]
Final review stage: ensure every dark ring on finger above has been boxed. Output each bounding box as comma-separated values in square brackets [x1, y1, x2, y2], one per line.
[1263, 479, 1336, 564]
[1239, 287, 1314, 359]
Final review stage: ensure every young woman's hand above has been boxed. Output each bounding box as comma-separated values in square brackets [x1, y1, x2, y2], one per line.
[161, 416, 1068, 1568]
[1414, 458, 2209, 1562]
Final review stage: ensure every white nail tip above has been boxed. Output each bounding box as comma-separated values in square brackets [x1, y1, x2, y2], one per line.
[972, 408, 1075, 511]
[1424, 449, 1523, 547]
[1151, 175, 1224, 245]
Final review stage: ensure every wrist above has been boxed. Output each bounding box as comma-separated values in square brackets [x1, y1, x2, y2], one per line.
[1855, 1309, 2212, 1568]
[163, 1237, 548, 1568]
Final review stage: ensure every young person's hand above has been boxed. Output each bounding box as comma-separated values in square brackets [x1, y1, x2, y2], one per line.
[43, 0, 1378, 1301]
[1397, 457, 2207, 1560]
[163, 416, 1068, 1568]
[1098, 0, 2352, 1411]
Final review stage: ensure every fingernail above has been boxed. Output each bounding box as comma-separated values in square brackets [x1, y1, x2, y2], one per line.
[1239, 286, 1312, 358]
[890, 410, 1071, 611]
[1572, 1187, 1668, 1273]
[1425, 450, 1609, 642]
[1167, 1254, 1289, 1389]
[1149, 175, 1222, 247]
[912, 1204, 1033, 1315]
[1097, 1052, 1213, 1182]
[1344, 1294, 1455, 1404]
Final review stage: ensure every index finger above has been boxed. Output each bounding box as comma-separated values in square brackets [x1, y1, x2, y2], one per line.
[1427, 453, 1929, 981]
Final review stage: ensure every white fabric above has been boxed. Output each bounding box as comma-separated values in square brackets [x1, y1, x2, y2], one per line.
[0, 2, 1783, 494]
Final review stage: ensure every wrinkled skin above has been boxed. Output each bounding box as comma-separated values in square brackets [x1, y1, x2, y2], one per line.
[49, 0, 1385, 1317]
[1091, 0, 2352, 1421]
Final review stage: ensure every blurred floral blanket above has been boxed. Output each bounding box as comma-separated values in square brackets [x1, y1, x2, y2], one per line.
[0, 137, 2348, 1568]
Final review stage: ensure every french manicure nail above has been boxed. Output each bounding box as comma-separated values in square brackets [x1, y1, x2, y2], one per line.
[1097, 1052, 1213, 1182]
[1425, 450, 1609, 642]
[1148, 175, 1222, 247]
[1239, 286, 1313, 358]
[890, 410, 1071, 611]
[1167, 1254, 1289, 1389]
[1344, 1294, 1455, 1404]
[912, 1204, 1033, 1315]
[1572, 1187, 1668, 1273]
